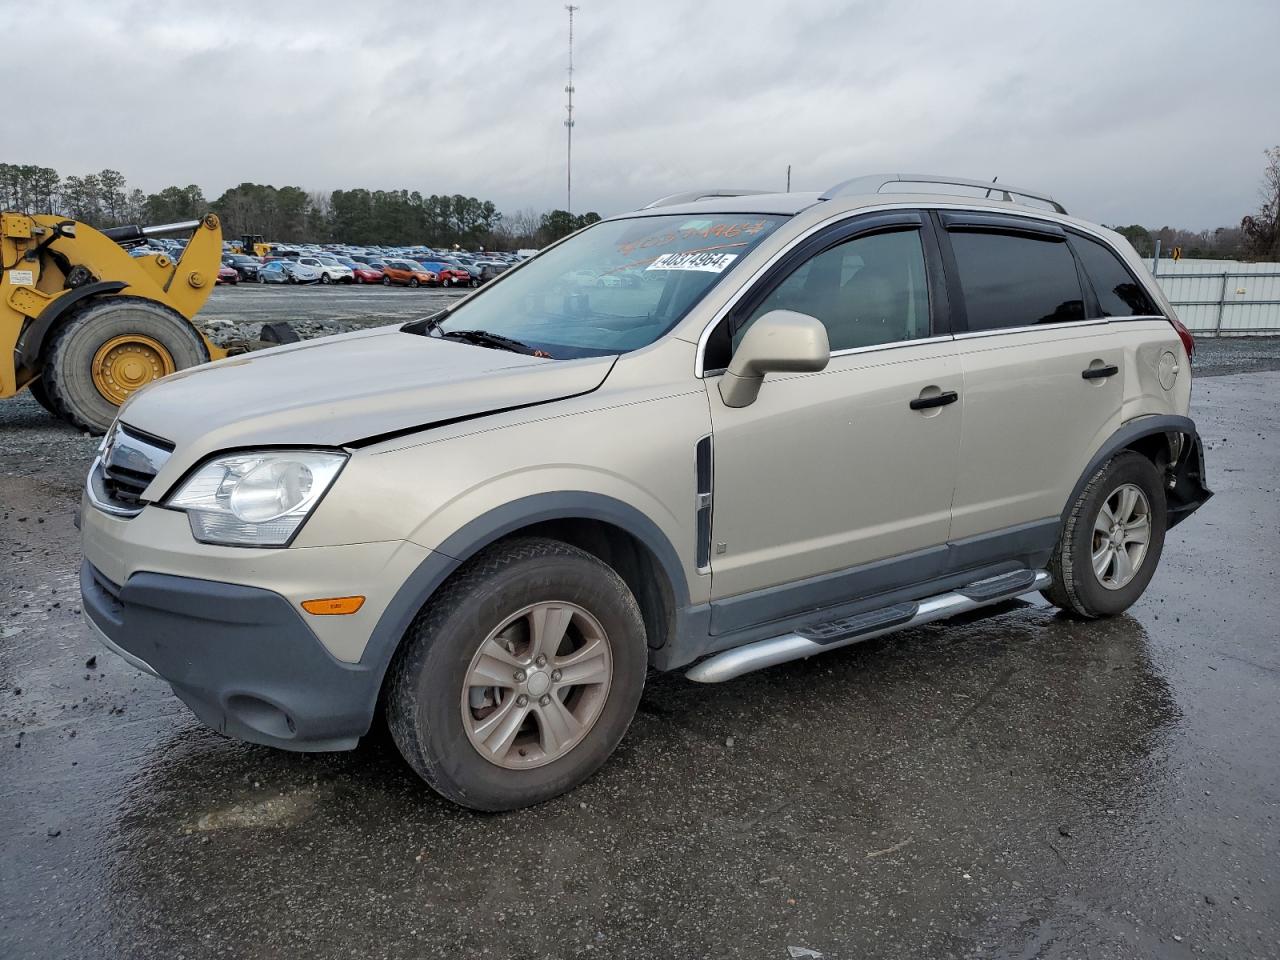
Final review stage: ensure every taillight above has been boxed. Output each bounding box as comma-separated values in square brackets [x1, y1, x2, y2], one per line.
[1167, 314, 1195, 361]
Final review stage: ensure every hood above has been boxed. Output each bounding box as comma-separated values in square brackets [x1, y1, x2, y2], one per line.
[119, 324, 616, 458]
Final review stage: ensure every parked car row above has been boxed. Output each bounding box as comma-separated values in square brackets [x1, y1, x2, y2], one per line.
[216, 245, 524, 289]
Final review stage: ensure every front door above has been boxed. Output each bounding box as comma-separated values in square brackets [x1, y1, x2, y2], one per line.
[703, 214, 962, 631]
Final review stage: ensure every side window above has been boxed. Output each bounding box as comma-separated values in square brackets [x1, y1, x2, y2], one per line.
[949, 231, 1084, 330]
[735, 229, 931, 352]
[1073, 235, 1159, 317]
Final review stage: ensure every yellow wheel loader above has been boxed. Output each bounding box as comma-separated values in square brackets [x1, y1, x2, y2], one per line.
[0, 212, 230, 433]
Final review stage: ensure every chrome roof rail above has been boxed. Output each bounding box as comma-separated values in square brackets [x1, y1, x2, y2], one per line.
[819, 173, 1067, 215]
[642, 189, 772, 209]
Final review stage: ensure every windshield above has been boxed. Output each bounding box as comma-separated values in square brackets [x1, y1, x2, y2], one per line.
[428, 213, 785, 358]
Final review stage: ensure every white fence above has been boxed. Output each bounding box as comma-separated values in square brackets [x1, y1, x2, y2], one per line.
[1150, 258, 1280, 335]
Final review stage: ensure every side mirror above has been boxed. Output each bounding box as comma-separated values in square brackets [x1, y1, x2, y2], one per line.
[718, 310, 830, 408]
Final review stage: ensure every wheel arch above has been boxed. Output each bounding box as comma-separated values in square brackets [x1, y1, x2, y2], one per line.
[1063, 414, 1212, 529]
[15, 282, 127, 369]
[362, 492, 691, 692]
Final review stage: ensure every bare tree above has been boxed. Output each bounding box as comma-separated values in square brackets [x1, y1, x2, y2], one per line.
[1241, 145, 1280, 261]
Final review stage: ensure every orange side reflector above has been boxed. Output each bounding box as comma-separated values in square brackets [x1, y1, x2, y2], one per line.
[301, 596, 366, 616]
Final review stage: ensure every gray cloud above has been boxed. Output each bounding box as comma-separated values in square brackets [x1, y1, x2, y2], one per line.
[13, 0, 1278, 228]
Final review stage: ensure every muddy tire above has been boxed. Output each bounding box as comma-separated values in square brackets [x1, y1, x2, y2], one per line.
[386, 537, 647, 811]
[42, 296, 208, 434]
[1043, 451, 1167, 618]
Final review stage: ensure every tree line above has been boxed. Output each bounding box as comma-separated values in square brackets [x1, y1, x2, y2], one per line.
[4, 149, 1277, 258]
[0, 163, 600, 249]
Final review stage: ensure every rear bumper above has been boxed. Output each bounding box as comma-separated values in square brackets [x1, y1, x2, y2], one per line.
[80, 560, 381, 751]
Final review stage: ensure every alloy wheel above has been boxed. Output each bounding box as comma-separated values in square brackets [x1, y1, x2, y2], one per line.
[460, 601, 613, 769]
[1092, 483, 1152, 590]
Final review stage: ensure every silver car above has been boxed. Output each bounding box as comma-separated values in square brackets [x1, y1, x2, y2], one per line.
[81, 174, 1211, 810]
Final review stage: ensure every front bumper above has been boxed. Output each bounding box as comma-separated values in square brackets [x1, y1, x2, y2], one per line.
[81, 559, 379, 751]
[79, 497, 433, 751]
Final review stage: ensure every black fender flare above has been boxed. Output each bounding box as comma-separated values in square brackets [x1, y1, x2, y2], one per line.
[15, 281, 128, 369]
[1063, 414, 1212, 529]
[359, 491, 690, 682]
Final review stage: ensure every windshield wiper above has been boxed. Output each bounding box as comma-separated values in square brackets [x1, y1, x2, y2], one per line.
[439, 329, 544, 356]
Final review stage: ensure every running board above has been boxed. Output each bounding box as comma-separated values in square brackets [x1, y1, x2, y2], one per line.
[685, 569, 1052, 683]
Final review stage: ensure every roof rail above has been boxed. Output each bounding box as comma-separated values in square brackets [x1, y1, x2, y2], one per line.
[642, 189, 771, 210]
[819, 173, 1067, 215]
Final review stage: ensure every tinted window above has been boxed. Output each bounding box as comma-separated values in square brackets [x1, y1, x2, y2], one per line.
[1074, 235, 1158, 317]
[736, 229, 931, 351]
[950, 231, 1084, 330]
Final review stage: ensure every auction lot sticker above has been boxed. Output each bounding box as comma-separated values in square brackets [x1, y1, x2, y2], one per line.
[647, 252, 738, 273]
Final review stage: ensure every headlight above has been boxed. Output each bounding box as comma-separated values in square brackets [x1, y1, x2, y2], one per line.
[165, 450, 347, 547]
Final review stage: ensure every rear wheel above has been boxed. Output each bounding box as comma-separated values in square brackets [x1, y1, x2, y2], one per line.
[1043, 451, 1167, 618]
[42, 296, 208, 434]
[382, 276, 391, 286]
[386, 538, 647, 811]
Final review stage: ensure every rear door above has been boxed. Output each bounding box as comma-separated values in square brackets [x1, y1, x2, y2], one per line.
[937, 212, 1127, 550]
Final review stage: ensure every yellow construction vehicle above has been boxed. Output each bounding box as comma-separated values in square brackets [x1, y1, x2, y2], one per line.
[1, 212, 229, 433]
[241, 233, 271, 258]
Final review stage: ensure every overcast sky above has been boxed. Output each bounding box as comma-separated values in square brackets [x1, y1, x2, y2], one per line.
[14, 0, 1279, 229]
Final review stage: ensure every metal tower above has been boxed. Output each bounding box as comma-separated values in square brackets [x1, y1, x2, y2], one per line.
[564, 5, 578, 215]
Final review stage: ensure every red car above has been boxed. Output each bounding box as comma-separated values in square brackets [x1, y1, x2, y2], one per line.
[216, 264, 239, 285]
[420, 260, 472, 287]
[352, 265, 384, 284]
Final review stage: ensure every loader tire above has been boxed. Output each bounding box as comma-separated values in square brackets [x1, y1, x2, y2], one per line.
[26, 378, 57, 415]
[43, 296, 209, 434]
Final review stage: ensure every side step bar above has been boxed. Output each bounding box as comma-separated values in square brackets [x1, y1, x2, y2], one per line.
[685, 569, 1051, 684]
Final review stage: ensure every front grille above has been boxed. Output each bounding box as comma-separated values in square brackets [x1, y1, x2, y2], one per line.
[102, 462, 153, 506]
[88, 424, 174, 517]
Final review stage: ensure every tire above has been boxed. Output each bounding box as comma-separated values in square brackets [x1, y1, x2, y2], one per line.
[259, 274, 266, 284]
[470, 279, 479, 288]
[320, 273, 331, 284]
[41, 296, 209, 434]
[382, 276, 391, 286]
[409, 278, 420, 288]
[1042, 451, 1167, 618]
[386, 537, 647, 811]
[442, 277, 452, 288]
[26, 378, 56, 415]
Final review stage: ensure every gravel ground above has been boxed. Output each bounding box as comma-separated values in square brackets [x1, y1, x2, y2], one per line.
[1, 292, 1278, 959]
[196, 283, 466, 345]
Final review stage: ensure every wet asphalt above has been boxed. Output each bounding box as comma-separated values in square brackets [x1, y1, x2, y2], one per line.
[1, 299, 1278, 959]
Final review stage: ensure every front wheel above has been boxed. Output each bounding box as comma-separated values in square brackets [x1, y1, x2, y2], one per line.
[381, 276, 391, 286]
[386, 538, 647, 811]
[320, 273, 331, 284]
[1043, 451, 1167, 618]
[409, 278, 420, 288]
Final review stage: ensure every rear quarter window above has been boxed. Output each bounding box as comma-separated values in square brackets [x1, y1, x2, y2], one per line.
[1072, 234, 1159, 317]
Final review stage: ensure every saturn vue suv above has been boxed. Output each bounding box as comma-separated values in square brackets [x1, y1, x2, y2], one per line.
[81, 174, 1211, 810]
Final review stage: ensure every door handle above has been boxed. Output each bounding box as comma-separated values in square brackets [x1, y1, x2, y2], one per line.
[909, 390, 959, 410]
[1081, 364, 1119, 380]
